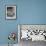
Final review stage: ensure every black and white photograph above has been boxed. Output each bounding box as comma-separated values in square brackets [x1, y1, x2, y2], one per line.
[6, 5, 16, 19]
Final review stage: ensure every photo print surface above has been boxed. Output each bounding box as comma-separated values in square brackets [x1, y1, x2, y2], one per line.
[6, 5, 16, 19]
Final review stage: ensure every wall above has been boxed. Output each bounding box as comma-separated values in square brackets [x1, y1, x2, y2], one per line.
[0, 0, 46, 44]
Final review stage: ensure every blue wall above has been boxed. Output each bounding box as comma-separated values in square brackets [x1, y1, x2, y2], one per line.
[0, 0, 46, 44]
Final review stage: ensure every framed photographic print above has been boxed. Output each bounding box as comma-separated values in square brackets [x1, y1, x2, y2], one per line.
[6, 5, 16, 20]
